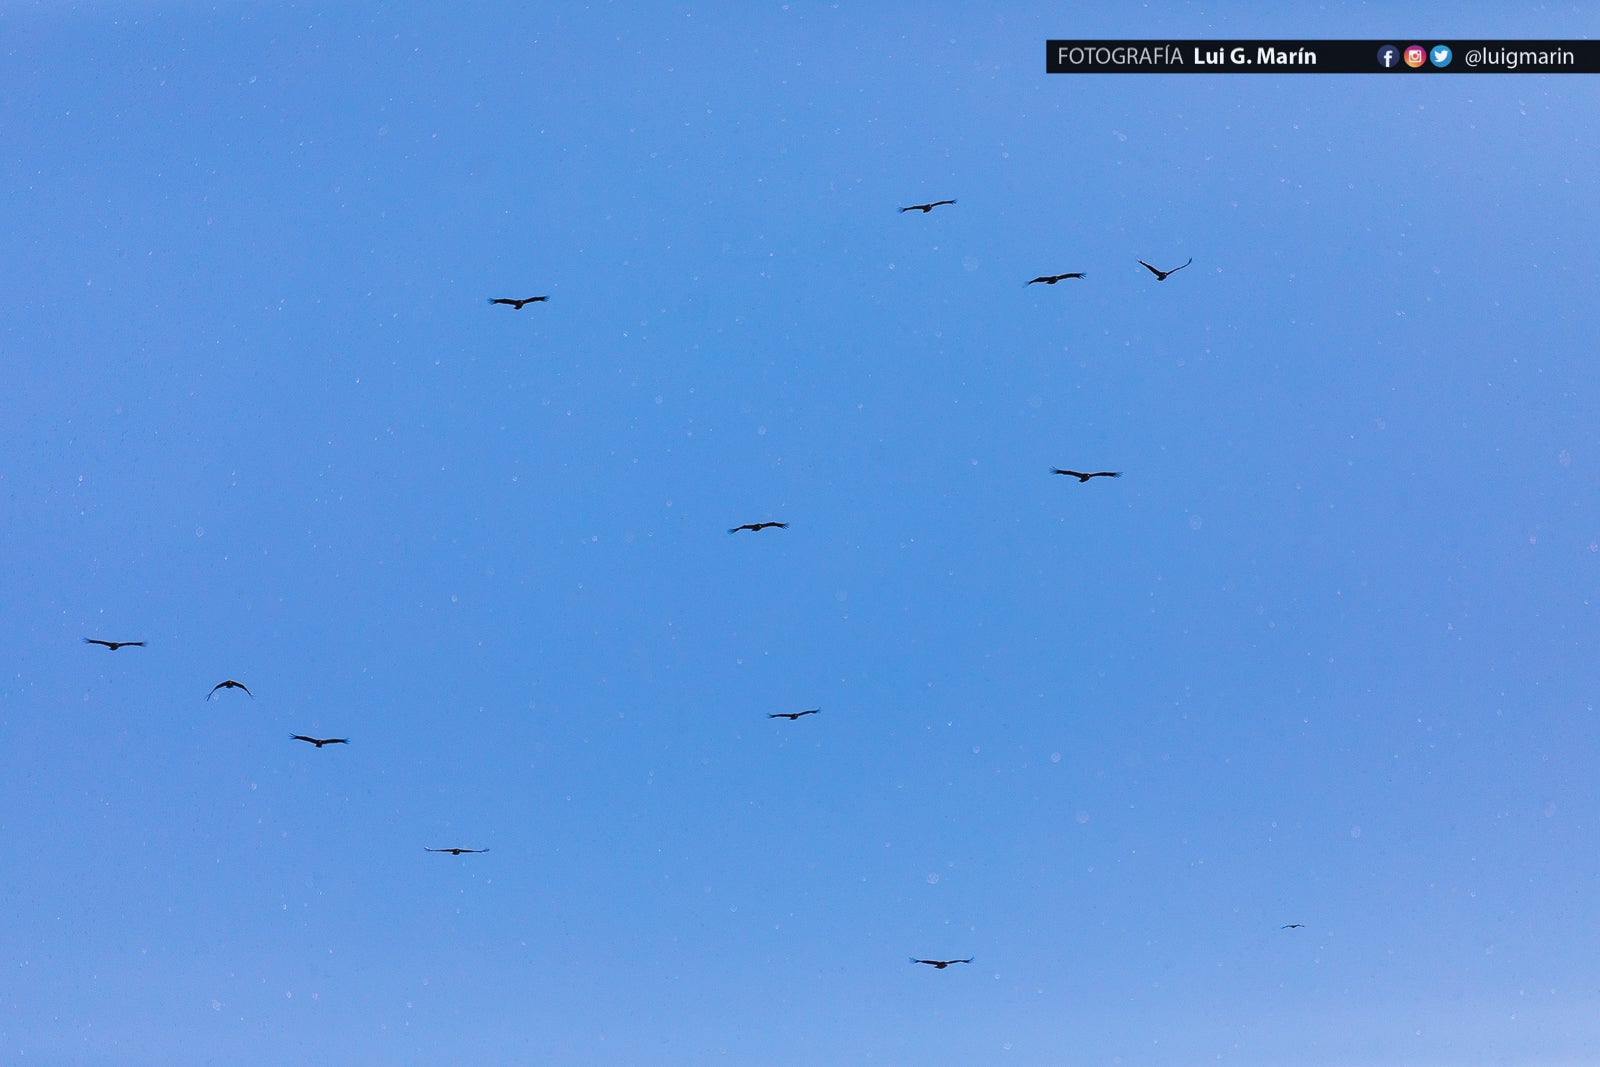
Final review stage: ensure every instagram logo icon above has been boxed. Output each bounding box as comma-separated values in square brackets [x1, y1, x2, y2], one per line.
[1404, 45, 1427, 68]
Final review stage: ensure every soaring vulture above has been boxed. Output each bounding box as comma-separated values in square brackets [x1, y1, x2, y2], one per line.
[1027, 273, 1086, 285]
[1138, 258, 1192, 281]
[900, 199, 956, 213]
[910, 957, 973, 969]
[84, 638, 144, 651]
[207, 679, 253, 700]
[729, 522, 788, 534]
[1051, 469, 1121, 482]
[768, 709, 820, 720]
[291, 735, 349, 748]
[489, 296, 548, 309]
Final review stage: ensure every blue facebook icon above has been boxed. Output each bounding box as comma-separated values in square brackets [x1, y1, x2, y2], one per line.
[1378, 45, 1400, 69]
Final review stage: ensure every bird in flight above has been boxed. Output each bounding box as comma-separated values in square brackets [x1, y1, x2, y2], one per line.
[488, 296, 548, 309]
[900, 199, 956, 213]
[84, 638, 144, 651]
[291, 735, 348, 748]
[769, 709, 820, 721]
[729, 522, 788, 534]
[1138, 257, 1192, 281]
[426, 847, 489, 855]
[1280, 923, 1305, 930]
[1051, 469, 1121, 482]
[207, 679, 253, 700]
[1027, 272, 1086, 285]
[911, 957, 973, 969]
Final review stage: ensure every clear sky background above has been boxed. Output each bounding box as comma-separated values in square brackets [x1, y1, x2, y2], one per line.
[4, 4, 1599, 1065]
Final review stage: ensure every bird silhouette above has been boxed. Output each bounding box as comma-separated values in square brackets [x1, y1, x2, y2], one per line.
[1280, 923, 1305, 930]
[207, 679, 253, 700]
[1051, 469, 1121, 482]
[1027, 272, 1086, 285]
[900, 199, 956, 213]
[488, 296, 548, 309]
[729, 522, 788, 534]
[84, 638, 144, 650]
[1138, 257, 1192, 281]
[426, 847, 489, 855]
[291, 735, 348, 748]
[911, 957, 973, 969]
[768, 709, 820, 720]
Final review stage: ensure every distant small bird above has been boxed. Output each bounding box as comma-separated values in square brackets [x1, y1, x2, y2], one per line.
[1138, 257, 1192, 281]
[488, 296, 548, 309]
[84, 638, 144, 651]
[1027, 272, 1086, 285]
[769, 709, 820, 721]
[1280, 923, 1305, 930]
[426, 847, 489, 855]
[1051, 469, 1121, 482]
[911, 957, 973, 969]
[291, 735, 348, 748]
[900, 199, 956, 214]
[729, 522, 788, 534]
[207, 679, 253, 700]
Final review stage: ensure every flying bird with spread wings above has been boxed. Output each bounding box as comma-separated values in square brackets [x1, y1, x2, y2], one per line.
[207, 679, 253, 700]
[1280, 923, 1305, 930]
[291, 735, 348, 748]
[84, 638, 144, 651]
[1138, 257, 1192, 281]
[910, 957, 973, 969]
[488, 296, 548, 309]
[729, 522, 788, 534]
[1027, 272, 1086, 285]
[769, 709, 820, 720]
[1051, 469, 1121, 482]
[900, 199, 956, 213]
[426, 847, 489, 855]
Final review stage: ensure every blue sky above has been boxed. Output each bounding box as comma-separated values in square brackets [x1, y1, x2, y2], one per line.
[4, 4, 1599, 1064]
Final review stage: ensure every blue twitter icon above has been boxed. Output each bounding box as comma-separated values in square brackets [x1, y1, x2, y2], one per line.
[1430, 45, 1452, 68]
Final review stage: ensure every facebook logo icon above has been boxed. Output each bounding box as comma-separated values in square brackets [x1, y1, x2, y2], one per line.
[1377, 45, 1400, 68]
